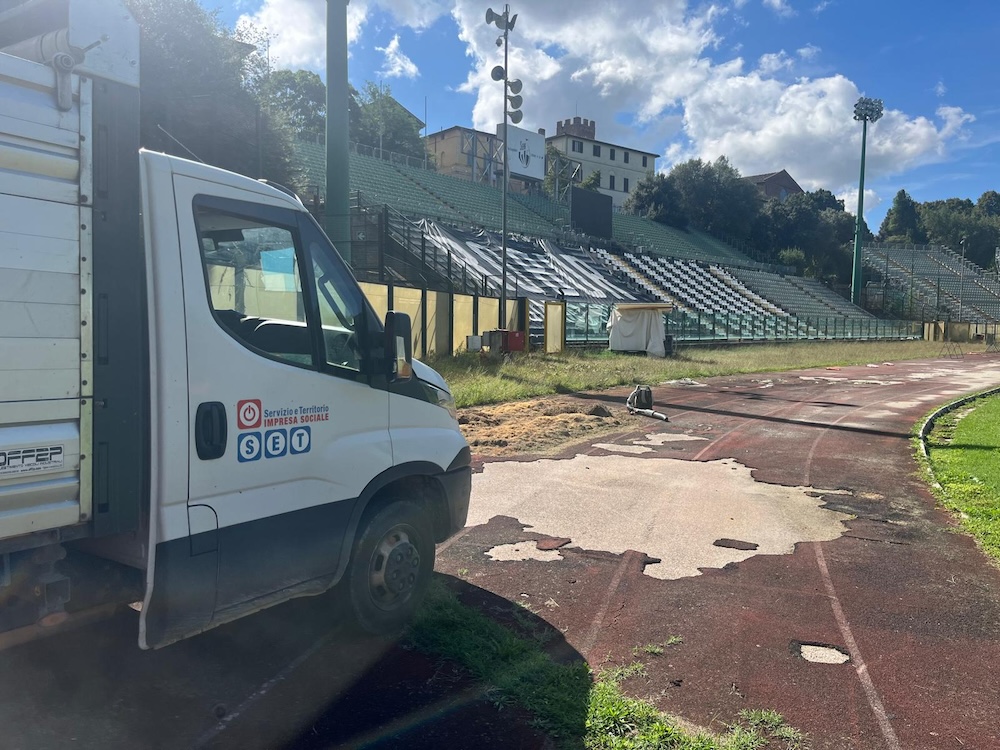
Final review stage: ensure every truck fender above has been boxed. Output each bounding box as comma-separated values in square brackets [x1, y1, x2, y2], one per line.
[329, 460, 449, 586]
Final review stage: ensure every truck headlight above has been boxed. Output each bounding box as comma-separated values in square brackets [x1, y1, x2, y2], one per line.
[422, 382, 458, 420]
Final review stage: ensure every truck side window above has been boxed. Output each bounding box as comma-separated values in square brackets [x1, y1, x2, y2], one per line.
[195, 205, 314, 367]
[300, 217, 366, 373]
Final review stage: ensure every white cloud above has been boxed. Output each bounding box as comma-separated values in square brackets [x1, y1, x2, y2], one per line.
[235, 0, 973, 208]
[797, 43, 820, 60]
[376, 34, 419, 78]
[763, 0, 796, 17]
[839, 188, 881, 219]
[813, 0, 831, 13]
[679, 71, 973, 206]
[238, 0, 369, 68]
[934, 79, 947, 97]
[758, 51, 792, 75]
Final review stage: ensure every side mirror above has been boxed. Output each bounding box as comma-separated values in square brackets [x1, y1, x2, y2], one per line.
[384, 311, 413, 381]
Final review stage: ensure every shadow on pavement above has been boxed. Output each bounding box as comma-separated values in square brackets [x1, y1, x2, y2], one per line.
[274, 574, 590, 750]
[0, 569, 587, 749]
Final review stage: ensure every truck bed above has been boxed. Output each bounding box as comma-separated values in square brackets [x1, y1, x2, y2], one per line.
[0, 52, 89, 540]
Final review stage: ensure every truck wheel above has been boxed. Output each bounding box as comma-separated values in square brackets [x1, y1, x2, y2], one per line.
[348, 500, 434, 635]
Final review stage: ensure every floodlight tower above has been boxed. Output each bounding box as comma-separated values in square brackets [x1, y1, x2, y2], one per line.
[486, 5, 523, 329]
[851, 96, 883, 306]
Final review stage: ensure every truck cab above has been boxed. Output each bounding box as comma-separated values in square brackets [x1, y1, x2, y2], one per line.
[0, 0, 470, 649]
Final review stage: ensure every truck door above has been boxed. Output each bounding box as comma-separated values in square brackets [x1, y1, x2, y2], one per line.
[140, 155, 391, 647]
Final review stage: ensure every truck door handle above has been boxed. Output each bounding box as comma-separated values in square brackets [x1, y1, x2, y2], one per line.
[195, 402, 228, 460]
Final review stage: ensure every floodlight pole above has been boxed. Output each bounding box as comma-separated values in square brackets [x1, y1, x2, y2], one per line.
[486, 5, 521, 329]
[851, 117, 870, 306]
[851, 96, 883, 307]
[501, 8, 509, 329]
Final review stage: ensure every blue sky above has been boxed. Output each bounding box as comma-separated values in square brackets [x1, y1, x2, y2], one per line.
[208, 0, 1000, 230]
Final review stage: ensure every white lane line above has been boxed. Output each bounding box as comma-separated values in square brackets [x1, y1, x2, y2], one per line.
[579, 551, 633, 658]
[814, 543, 901, 750]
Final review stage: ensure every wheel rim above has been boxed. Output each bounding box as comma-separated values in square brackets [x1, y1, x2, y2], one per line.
[367, 524, 421, 611]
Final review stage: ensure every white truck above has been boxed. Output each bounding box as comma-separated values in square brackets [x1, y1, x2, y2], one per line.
[0, 0, 471, 649]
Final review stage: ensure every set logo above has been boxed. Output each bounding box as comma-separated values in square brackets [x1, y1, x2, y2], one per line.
[237, 399, 262, 429]
[237, 432, 262, 462]
[289, 426, 311, 455]
[265, 429, 288, 459]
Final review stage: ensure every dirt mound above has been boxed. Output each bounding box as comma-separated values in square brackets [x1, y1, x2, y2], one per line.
[459, 395, 642, 456]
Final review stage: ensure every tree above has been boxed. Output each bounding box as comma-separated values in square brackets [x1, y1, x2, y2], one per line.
[803, 188, 844, 213]
[261, 69, 326, 141]
[579, 170, 601, 191]
[976, 190, 1000, 218]
[351, 82, 424, 160]
[668, 156, 760, 237]
[919, 204, 999, 268]
[623, 172, 687, 228]
[748, 191, 858, 283]
[126, 0, 297, 184]
[877, 189, 928, 244]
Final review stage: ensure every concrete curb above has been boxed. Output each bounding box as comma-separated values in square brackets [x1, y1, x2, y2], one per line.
[917, 386, 1000, 464]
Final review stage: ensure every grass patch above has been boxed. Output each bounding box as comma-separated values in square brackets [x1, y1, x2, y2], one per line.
[409, 580, 806, 749]
[923, 393, 1000, 561]
[430, 341, 959, 408]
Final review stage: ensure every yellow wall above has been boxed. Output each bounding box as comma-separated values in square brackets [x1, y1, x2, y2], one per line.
[357, 281, 523, 356]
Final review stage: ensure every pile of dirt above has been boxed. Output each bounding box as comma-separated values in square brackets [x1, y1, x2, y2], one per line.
[458, 395, 642, 456]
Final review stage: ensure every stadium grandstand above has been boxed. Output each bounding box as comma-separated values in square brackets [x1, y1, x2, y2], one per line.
[863, 243, 1000, 323]
[292, 140, 944, 346]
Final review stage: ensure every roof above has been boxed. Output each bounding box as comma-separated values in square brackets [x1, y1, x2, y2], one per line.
[743, 171, 780, 183]
[545, 132, 659, 158]
[743, 169, 805, 196]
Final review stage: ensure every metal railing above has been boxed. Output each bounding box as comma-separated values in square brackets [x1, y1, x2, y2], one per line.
[562, 303, 923, 345]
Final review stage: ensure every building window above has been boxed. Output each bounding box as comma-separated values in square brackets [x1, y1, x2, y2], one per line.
[609, 148, 616, 161]
[624, 152, 630, 164]
[592, 144, 601, 157]
[642, 155, 648, 168]
[609, 175, 616, 191]
[623, 177, 630, 193]
[571, 140, 583, 153]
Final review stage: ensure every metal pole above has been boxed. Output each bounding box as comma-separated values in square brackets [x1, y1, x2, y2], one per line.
[959, 239, 966, 322]
[851, 117, 868, 306]
[499, 5, 509, 329]
[325, 0, 351, 264]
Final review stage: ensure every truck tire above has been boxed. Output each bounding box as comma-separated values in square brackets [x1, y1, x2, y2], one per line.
[347, 500, 434, 635]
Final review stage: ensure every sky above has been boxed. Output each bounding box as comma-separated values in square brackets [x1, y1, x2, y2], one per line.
[208, 0, 1000, 231]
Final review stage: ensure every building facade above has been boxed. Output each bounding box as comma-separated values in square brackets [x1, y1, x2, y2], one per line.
[743, 170, 804, 201]
[425, 126, 500, 185]
[545, 117, 658, 208]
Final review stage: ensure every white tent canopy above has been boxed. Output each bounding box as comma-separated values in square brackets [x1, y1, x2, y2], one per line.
[606, 303, 673, 357]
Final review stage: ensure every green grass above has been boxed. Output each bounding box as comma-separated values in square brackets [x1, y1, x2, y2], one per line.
[924, 394, 1000, 561]
[430, 340, 963, 408]
[409, 580, 805, 749]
